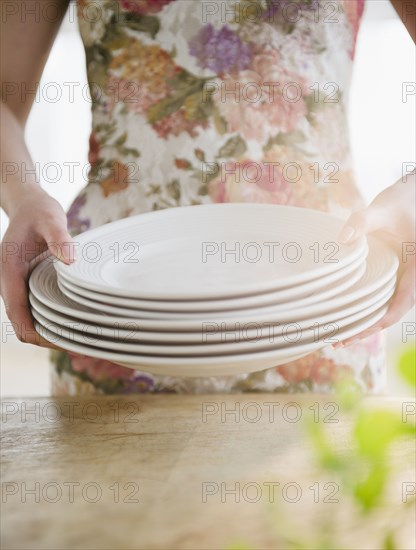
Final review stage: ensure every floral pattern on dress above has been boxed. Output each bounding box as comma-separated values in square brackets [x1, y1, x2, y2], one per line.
[52, 0, 383, 397]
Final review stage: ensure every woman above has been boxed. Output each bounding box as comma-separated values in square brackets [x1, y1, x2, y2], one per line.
[1, 0, 415, 395]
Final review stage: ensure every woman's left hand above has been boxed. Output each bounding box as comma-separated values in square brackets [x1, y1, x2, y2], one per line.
[333, 174, 416, 348]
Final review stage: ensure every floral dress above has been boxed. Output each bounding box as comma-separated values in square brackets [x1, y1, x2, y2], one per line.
[51, 0, 386, 395]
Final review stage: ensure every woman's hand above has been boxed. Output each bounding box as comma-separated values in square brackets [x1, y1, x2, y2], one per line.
[334, 175, 416, 347]
[0, 187, 75, 347]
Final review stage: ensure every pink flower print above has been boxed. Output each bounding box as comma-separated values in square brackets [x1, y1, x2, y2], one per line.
[208, 159, 294, 205]
[107, 76, 165, 115]
[343, 0, 365, 59]
[213, 48, 309, 145]
[276, 356, 312, 383]
[153, 108, 209, 139]
[118, 0, 174, 15]
[68, 353, 134, 382]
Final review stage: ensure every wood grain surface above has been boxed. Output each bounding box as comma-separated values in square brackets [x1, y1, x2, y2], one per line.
[1, 394, 415, 549]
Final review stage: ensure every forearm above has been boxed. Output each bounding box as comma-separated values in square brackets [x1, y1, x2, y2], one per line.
[0, 102, 47, 218]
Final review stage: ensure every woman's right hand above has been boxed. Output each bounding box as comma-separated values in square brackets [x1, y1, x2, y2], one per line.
[0, 187, 75, 347]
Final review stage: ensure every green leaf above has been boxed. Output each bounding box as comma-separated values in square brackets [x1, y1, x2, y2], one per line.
[114, 132, 127, 146]
[305, 90, 342, 115]
[85, 45, 112, 90]
[217, 135, 246, 158]
[264, 130, 306, 152]
[166, 69, 205, 91]
[354, 410, 405, 458]
[51, 350, 72, 375]
[119, 147, 140, 158]
[147, 77, 208, 124]
[194, 148, 205, 162]
[383, 532, 398, 550]
[103, 22, 126, 50]
[306, 419, 343, 471]
[123, 13, 160, 39]
[334, 378, 364, 412]
[354, 463, 387, 511]
[212, 105, 228, 135]
[398, 347, 416, 388]
[166, 179, 181, 201]
[184, 91, 214, 122]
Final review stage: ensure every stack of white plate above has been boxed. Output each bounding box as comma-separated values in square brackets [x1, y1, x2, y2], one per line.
[29, 204, 398, 377]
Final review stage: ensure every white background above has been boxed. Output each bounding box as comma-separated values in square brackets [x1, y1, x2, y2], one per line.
[1, 0, 415, 396]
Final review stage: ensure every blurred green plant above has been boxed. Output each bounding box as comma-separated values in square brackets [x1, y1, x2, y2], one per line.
[227, 346, 416, 550]
[304, 346, 416, 549]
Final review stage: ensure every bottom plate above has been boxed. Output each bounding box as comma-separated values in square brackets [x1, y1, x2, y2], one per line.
[34, 305, 388, 377]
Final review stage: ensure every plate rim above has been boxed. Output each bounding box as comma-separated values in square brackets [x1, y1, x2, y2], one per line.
[58, 247, 368, 313]
[32, 288, 394, 355]
[54, 203, 368, 300]
[29, 235, 398, 331]
[29, 278, 396, 343]
[33, 305, 388, 377]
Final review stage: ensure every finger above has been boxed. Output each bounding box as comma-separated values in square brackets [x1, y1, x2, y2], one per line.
[338, 205, 385, 244]
[38, 222, 76, 265]
[3, 290, 63, 350]
[333, 264, 415, 348]
[1, 261, 33, 336]
[333, 324, 382, 349]
[0, 258, 52, 347]
[4, 302, 46, 346]
[31, 323, 66, 351]
[377, 264, 416, 329]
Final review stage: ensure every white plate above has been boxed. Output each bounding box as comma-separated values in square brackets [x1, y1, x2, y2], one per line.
[29, 236, 398, 331]
[33, 306, 389, 377]
[32, 287, 394, 356]
[55, 204, 367, 300]
[30, 277, 395, 344]
[58, 253, 366, 314]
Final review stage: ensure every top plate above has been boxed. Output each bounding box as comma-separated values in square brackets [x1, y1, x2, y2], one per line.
[55, 204, 367, 300]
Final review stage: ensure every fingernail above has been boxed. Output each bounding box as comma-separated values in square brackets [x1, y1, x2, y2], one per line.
[331, 342, 344, 349]
[68, 251, 77, 263]
[56, 252, 69, 264]
[338, 225, 356, 243]
[60, 250, 77, 264]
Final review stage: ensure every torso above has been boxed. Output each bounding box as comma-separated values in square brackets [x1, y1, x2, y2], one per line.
[51, 0, 385, 396]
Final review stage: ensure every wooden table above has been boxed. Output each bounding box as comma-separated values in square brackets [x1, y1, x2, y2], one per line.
[1, 394, 415, 549]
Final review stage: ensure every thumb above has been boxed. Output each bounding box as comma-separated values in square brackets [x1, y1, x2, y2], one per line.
[338, 205, 385, 244]
[43, 225, 77, 265]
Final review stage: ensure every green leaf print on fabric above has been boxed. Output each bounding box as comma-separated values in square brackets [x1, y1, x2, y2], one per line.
[305, 89, 343, 127]
[122, 12, 160, 38]
[263, 130, 308, 153]
[217, 135, 247, 158]
[194, 149, 205, 162]
[212, 107, 228, 135]
[85, 122, 141, 198]
[166, 179, 181, 202]
[146, 75, 213, 125]
[85, 44, 112, 91]
[114, 132, 128, 146]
